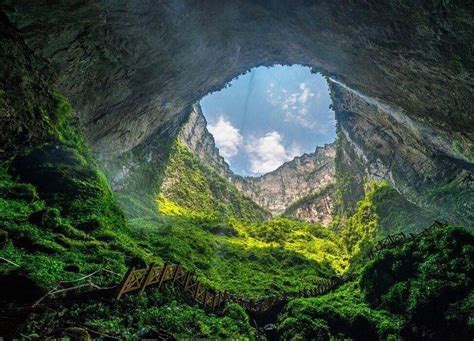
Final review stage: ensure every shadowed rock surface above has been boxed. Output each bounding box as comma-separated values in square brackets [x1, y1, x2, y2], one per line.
[2, 0, 472, 225]
[3, 0, 472, 159]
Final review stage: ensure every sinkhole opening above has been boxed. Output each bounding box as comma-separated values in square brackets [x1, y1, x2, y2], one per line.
[200, 65, 336, 176]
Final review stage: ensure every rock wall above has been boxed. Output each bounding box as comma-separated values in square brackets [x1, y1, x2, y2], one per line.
[282, 184, 336, 226]
[178, 105, 337, 224]
[233, 145, 336, 217]
[330, 81, 473, 226]
[3, 1, 472, 162]
[3, 1, 472, 227]
[177, 104, 233, 180]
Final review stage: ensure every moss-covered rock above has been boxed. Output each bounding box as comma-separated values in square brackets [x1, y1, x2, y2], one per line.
[0, 183, 38, 203]
[360, 226, 474, 339]
[11, 143, 126, 231]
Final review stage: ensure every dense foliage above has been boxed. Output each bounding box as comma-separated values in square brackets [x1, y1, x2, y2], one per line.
[0, 92, 255, 338]
[1, 77, 471, 339]
[279, 282, 401, 340]
[130, 215, 347, 299]
[360, 225, 474, 339]
[159, 140, 269, 221]
[340, 181, 438, 270]
[0, 92, 150, 290]
[279, 226, 474, 340]
[20, 286, 255, 339]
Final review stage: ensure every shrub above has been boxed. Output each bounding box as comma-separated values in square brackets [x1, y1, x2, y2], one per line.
[360, 226, 474, 339]
[0, 183, 37, 203]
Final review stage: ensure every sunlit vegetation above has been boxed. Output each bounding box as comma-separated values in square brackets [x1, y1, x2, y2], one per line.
[159, 140, 269, 221]
[1, 88, 472, 339]
[129, 215, 347, 299]
[0, 92, 256, 338]
[141, 141, 349, 297]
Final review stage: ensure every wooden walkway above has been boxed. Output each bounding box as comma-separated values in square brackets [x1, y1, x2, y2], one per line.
[115, 261, 347, 314]
[1, 221, 447, 323]
[368, 220, 447, 259]
[115, 221, 447, 313]
[116, 262, 228, 312]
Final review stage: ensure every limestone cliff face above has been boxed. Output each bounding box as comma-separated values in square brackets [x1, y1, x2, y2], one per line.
[4, 1, 472, 162]
[282, 184, 335, 226]
[234, 145, 336, 218]
[178, 105, 337, 224]
[177, 105, 233, 181]
[330, 80, 473, 226]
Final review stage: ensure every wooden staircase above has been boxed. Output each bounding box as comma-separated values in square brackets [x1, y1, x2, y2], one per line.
[115, 262, 346, 314]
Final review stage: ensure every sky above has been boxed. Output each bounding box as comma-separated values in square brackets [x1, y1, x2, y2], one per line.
[200, 65, 336, 176]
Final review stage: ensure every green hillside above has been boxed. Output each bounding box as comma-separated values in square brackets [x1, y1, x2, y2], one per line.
[158, 140, 270, 221]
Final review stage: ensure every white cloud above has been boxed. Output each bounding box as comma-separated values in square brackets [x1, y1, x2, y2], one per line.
[246, 131, 301, 174]
[208, 116, 243, 159]
[266, 81, 335, 134]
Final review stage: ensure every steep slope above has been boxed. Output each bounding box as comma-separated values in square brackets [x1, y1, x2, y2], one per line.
[158, 140, 270, 221]
[282, 183, 335, 225]
[0, 16, 146, 291]
[178, 105, 234, 180]
[234, 145, 336, 219]
[330, 79, 473, 227]
[178, 105, 338, 224]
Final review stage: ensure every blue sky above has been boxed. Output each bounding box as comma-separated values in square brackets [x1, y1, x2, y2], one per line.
[200, 65, 336, 176]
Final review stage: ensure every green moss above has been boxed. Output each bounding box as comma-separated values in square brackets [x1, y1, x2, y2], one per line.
[360, 226, 474, 339]
[159, 140, 269, 221]
[279, 282, 401, 340]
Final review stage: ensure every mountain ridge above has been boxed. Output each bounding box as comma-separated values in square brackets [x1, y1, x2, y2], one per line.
[179, 105, 337, 225]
